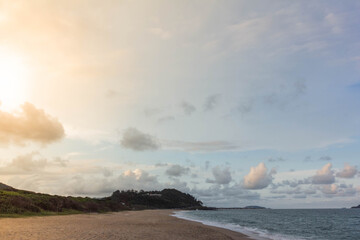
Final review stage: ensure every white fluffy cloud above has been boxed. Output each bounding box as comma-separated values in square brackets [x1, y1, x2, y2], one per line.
[243, 162, 276, 189]
[336, 163, 358, 178]
[0, 102, 65, 145]
[312, 163, 335, 184]
[120, 128, 160, 151]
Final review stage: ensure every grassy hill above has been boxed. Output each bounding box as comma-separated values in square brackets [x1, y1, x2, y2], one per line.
[0, 183, 204, 216]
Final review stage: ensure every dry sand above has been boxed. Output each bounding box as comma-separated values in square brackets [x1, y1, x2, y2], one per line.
[0, 210, 250, 240]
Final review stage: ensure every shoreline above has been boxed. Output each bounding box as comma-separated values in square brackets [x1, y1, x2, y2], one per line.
[171, 210, 256, 239]
[0, 209, 251, 240]
[170, 210, 252, 240]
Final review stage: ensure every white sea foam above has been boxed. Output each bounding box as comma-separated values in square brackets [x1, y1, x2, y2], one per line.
[172, 211, 306, 240]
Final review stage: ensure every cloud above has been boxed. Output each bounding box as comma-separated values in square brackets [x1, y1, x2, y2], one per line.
[324, 13, 342, 34]
[271, 186, 317, 196]
[155, 163, 168, 167]
[206, 166, 232, 185]
[64, 169, 161, 196]
[203, 94, 220, 111]
[336, 163, 358, 178]
[165, 165, 190, 177]
[181, 102, 196, 115]
[237, 100, 253, 116]
[120, 128, 160, 151]
[205, 160, 210, 170]
[293, 79, 307, 97]
[243, 162, 276, 189]
[0, 102, 65, 145]
[320, 183, 358, 197]
[272, 178, 311, 189]
[304, 156, 332, 162]
[105, 90, 119, 98]
[268, 157, 286, 162]
[0, 152, 68, 175]
[163, 140, 238, 152]
[262, 79, 307, 110]
[319, 156, 332, 161]
[191, 184, 260, 207]
[53, 157, 68, 167]
[148, 27, 171, 40]
[10, 152, 47, 172]
[143, 108, 162, 117]
[157, 116, 175, 124]
[311, 163, 335, 184]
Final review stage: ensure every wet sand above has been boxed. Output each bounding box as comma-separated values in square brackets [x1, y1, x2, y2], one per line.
[0, 210, 250, 240]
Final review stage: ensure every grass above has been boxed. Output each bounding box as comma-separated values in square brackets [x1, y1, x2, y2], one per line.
[0, 209, 86, 218]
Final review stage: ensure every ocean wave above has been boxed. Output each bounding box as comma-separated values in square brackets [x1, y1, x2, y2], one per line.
[172, 211, 307, 240]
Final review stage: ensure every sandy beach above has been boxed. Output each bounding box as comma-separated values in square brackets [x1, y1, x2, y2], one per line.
[0, 210, 250, 240]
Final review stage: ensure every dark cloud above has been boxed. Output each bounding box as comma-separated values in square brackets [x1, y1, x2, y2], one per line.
[0, 102, 65, 145]
[165, 164, 190, 177]
[268, 157, 286, 162]
[157, 116, 175, 124]
[120, 128, 160, 151]
[205, 160, 210, 170]
[319, 156, 332, 161]
[293, 79, 307, 97]
[271, 186, 316, 196]
[272, 178, 311, 189]
[206, 166, 232, 185]
[237, 100, 253, 116]
[203, 94, 220, 111]
[164, 140, 238, 152]
[155, 163, 168, 167]
[304, 156, 332, 162]
[263, 79, 307, 109]
[181, 102, 196, 115]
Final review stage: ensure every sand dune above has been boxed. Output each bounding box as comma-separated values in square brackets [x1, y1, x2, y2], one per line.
[0, 210, 249, 240]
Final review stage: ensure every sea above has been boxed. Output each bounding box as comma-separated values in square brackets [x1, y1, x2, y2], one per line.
[174, 209, 360, 240]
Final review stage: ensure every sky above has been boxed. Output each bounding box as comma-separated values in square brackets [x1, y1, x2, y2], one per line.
[0, 0, 359, 208]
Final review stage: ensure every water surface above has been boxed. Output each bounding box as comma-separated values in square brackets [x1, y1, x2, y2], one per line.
[175, 209, 360, 240]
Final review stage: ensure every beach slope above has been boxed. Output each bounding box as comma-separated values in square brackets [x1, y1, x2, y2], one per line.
[0, 210, 249, 240]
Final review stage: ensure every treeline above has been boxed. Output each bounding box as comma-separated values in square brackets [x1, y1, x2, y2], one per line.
[108, 188, 203, 209]
[0, 185, 204, 215]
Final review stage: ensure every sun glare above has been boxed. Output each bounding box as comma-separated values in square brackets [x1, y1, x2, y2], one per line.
[0, 50, 29, 110]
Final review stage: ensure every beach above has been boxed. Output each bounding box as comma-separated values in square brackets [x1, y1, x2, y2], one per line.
[0, 210, 250, 240]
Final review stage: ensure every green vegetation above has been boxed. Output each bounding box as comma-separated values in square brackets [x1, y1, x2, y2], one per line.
[0, 183, 204, 217]
[0, 189, 127, 217]
[109, 189, 203, 209]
